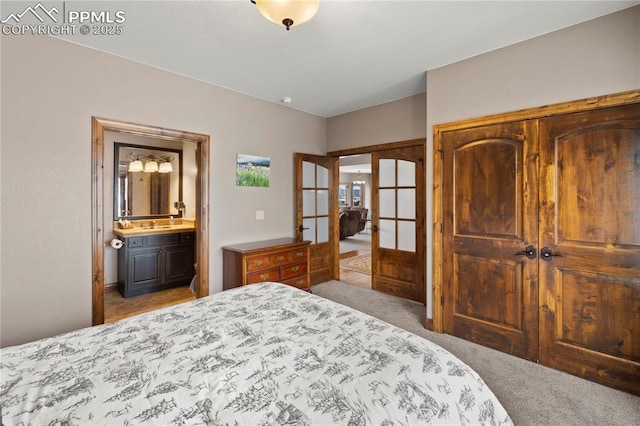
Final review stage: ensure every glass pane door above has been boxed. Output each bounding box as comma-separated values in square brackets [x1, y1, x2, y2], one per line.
[371, 144, 425, 304]
[378, 159, 416, 252]
[296, 153, 337, 285]
[302, 161, 329, 244]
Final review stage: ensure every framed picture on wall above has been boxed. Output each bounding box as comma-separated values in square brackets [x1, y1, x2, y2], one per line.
[236, 154, 270, 187]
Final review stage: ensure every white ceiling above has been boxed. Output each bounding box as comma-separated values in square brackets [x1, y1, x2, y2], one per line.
[57, 0, 638, 117]
[340, 154, 371, 174]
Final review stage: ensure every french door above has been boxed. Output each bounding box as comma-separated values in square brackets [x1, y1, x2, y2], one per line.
[372, 145, 426, 304]
[295, 153, 338, 284]
[296, 141, 426, 295]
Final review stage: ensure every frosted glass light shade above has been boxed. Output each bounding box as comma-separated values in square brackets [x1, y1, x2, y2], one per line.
[158, 162, 173, 173]
[144, 160, 159, 173]
[128, 160, 143, 172]
[255, 0, 319, 30]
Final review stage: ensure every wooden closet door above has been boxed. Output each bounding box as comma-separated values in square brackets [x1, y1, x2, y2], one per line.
[538, 104, 640, 395]
[442, 121, 539, 360]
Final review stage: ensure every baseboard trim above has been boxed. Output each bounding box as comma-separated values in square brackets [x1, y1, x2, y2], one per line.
[105, 283, 118, 293]
[424, 317, 434, 331]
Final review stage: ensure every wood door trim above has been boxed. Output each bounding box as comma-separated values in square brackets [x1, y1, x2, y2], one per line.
[435, 89, 640, 133]
[327, 138, 425, 157]
[432, 89, 640, 333]
[91, 117, 210, 326]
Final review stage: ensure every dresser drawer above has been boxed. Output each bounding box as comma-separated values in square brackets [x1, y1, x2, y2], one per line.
[290, 249, 307, 261]
[270, 252, 291, 266]
[246, 267, 279, 284]
[281, 275, 309, 290]
[246, 255, 270, 271]
[281, 262, 307, 279]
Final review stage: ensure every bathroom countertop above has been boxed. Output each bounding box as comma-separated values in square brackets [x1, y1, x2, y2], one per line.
[113, 224, 195, 238]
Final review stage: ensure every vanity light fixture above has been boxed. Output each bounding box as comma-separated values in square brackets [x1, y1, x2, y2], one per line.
[144, 160, 159, 173]
[127, 152, 174, 173]
[251, 0, 319, 31]
[128, 160, 143, 172]
[158, 162, 173, 173]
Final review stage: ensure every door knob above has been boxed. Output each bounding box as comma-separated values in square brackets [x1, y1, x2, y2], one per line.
[298, 224, 309, 233]
[372, 225, 379, 233]
[514, 245, 537, 259]
[540, 247, 562, 261]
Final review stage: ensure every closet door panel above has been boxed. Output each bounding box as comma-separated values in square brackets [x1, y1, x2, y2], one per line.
[442, 120, 539, 360]
[539, 104, 640, 395]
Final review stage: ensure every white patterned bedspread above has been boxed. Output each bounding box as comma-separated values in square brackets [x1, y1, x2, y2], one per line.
[1, 283, 512, 425]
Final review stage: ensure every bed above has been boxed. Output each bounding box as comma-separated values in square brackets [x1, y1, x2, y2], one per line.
[1, 283, 512, 425]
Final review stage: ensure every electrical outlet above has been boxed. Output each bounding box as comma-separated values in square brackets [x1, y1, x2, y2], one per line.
[256, 210, 265, 220]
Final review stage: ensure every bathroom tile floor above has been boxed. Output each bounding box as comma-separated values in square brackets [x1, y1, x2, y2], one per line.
[104, 285, 196, 323]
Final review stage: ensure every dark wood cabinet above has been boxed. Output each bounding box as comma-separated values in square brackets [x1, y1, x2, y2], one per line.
[118, 232, 195, 298]
[222, 238, 310, 291]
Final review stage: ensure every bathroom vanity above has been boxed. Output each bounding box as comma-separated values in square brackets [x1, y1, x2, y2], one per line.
[113, 225, 195, 298]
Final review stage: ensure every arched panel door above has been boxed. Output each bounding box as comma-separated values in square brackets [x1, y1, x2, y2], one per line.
[442, 121, 539, 360]
[538, 104, 640, 394]
[295, 153, 338, 285]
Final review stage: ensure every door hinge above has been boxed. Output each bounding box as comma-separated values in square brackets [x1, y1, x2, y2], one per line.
[440, 296, 444, 306]
[439, 150, 444, 159]
[440, 223, 444, 233]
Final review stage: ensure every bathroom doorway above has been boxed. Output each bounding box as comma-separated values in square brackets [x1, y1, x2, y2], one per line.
[91, 117, 210, 325]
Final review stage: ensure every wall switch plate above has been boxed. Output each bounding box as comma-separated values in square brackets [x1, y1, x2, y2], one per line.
[256, 210, 265, 220]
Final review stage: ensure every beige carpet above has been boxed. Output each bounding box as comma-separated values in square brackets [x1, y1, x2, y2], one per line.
[311, 280, 640, 426]
[340, 253, 371, 275]
[339, 232, 371, 254]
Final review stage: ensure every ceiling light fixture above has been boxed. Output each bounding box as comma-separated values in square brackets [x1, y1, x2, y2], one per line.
[251, 0, 319, 31]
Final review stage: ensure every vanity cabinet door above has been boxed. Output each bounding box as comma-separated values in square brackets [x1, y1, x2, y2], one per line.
[164, 244, 194, 283]
[118, 232, 195, 298]
[128, 247, 162, 289]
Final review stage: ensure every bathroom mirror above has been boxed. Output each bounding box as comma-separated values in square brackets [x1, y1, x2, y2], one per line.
[113, 143, 183, 220]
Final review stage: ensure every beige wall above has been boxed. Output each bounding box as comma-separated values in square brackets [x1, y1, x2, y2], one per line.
[424, 7, 640, 316]
[327, 93, 426, 151]
[0, 35, 326, 347]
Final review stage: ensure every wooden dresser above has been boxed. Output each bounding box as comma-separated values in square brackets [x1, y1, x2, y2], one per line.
[222, 238, 311, 291]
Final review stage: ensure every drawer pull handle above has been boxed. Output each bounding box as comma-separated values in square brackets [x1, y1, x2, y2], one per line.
[255, 260, 263, 266]
[296, 252, 303, 257]
[260, 273, 269, 280]
[296, 280, 303, 285]
[277, 256, 284, 261]
[291, 266, 299, 272]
